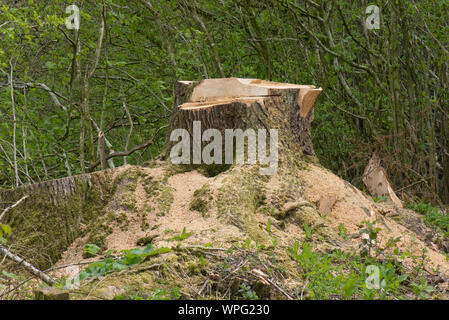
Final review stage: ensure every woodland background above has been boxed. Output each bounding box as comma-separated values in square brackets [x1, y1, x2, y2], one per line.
[0, 0, 448, 204]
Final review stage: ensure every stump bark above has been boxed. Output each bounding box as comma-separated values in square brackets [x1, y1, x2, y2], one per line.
[162, 78, 322, 165]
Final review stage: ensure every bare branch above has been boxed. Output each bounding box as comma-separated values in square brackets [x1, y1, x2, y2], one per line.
[0, 246, 55, 285]
[88, 125, 167, 171]
[0, 195, 28, 222]
[88, 5, 106, 79]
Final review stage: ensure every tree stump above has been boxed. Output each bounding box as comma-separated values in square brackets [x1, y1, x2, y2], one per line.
[0, 78, 324, 270]
[162, 78, 322, 170]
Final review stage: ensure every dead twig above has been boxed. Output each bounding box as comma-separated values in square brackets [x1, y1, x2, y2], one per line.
[266, 278, 293, 300]
[300, 280, 309, 300]
[0, 195, 28, 221]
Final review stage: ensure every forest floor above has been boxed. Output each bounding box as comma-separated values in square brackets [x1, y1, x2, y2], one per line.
[2, 161, 449, 300]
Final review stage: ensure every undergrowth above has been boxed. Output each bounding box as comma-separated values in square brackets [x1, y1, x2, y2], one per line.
[407, 202, 449, 237]
[1, 217, 446, 300]
[67, 244, 171, 284]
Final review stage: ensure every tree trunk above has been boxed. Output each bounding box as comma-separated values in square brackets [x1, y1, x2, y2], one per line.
[162, 78, 322, 163]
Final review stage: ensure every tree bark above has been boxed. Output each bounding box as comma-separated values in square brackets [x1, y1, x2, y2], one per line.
[97, 131, 107, 170]
[163, 78, 322, 162]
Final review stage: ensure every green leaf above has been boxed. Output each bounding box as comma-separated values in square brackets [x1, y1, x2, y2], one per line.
[84, 243, 101, 257]
[146, 247, 171, 257]
[398, 274, 408, 282]
[124, 254, 143, 266]
[143, 244, 154, 254]
[343, 278, 356, 298]
[0, 224, 11, 236]
[2, 270, 19, 280]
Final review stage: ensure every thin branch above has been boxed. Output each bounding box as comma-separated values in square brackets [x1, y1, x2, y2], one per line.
[0, 195, 28, 222]
[410, 0, 449, 57]
[122, 99, 133, 165]
[88, 5, 105, 79]
[88, 125, 166, 171]
[0, 246, 55, 285]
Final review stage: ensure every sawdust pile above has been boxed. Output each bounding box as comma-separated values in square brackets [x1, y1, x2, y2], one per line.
[52, 163, 449, 280]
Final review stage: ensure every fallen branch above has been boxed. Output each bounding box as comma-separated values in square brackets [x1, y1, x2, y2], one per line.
[0, 246, 55, 285]
[0, 195, 28, 222]
[88, 125, 167, 172]
[178, 245, 227, 251]
[1, 257, 114, 298]
[266, 278, 294, 300]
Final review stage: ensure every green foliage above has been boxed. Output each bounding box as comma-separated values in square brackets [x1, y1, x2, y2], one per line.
[242, 238, 252, 249]
[288, 240, 409, 299]
[411, 275, 437, 299]
[303, 222, 313, 240]
[121, 245, 171, 266]
[0, 223, 37, 299]
[83, 243, 101, 258]
[359, 221, 382, 257]
[266, 218, 272, 234]
[372, 196, 388, 203]
[0, 0, 447, 205]
[0, 224, 11, 239]
[338, 223, 349, 240]
[265, 208, 276, 216]
[189, 185, 212, 216]
[238, 283, 259, 300]
[1, 0, 448, 301]
[407, 203, 449, 236]
[169, 227, 194, 241]
[77, 244, 170, 281]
